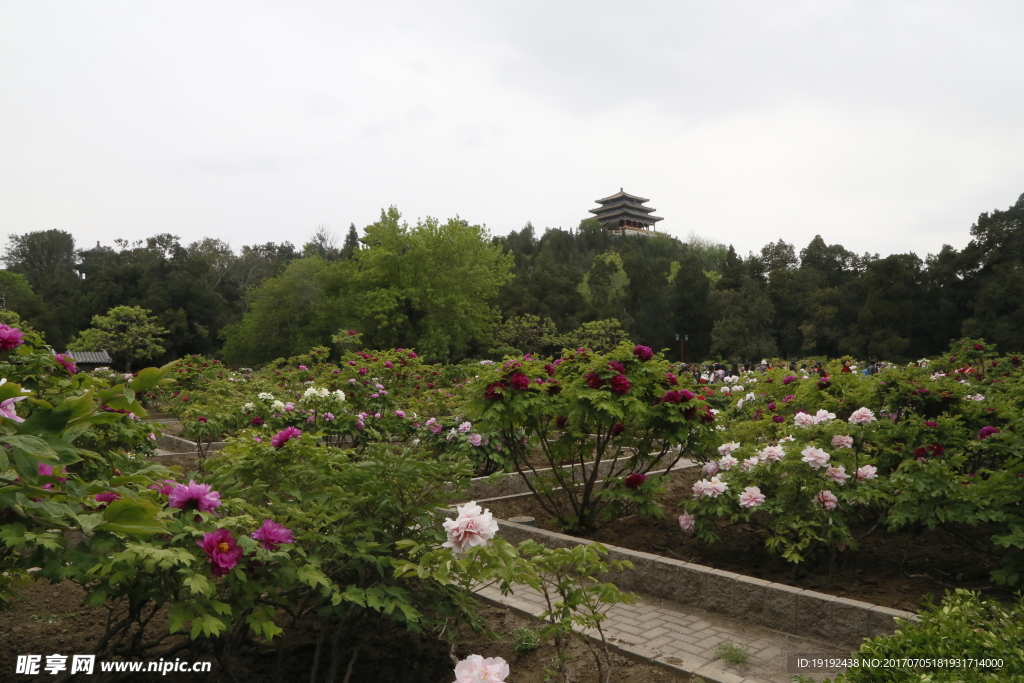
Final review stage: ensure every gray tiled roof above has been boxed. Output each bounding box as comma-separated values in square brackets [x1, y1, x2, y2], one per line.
[64, 350, 113, 364]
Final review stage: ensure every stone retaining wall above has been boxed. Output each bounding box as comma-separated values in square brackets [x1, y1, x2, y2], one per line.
[493, 518, 915, 650]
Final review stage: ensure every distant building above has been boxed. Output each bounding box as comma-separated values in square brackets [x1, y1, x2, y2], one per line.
[65, 350, 113, 372]
[589, 189, 663, 236]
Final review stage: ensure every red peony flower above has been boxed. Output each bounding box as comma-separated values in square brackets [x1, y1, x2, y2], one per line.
[509, 372, 530, 390]
[607, 360, 627, 374]
[584, 373, 604, 390]
[485, 381, 507, 401]
[624, 473, 647, 489]
[611, 422, 624, 436]
[632, 345, 653, 361]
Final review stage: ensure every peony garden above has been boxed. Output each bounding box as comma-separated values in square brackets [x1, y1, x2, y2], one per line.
[1, 319, 1023, 682]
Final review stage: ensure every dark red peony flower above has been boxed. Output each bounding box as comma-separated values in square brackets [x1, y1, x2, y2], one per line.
[973, 344, 984, 351]
[251, 417, 264, 426]
[772, 415, 785, 423]
[665, 372, 678, 385]
[662, 390, 681, 404]
[978, 426, 999, 440]
[924, 421, 938, 427]
[585, 373, 604, 389]
[509, 372, 530, 390]
[547, 383, 562, 396]
[609, 374, 631, 395]
[608, 360, 627, 374]
[611, 422, 624, 436]
[545, 364, 556, 377]
[624, 473, 647, 489]
[555, 415, 568, 429]
[485, 381, 507, 401]
[632, 345, 654, 361]
[684, 407, 697, 420]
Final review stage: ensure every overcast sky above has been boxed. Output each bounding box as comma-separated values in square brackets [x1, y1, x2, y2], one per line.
[2, 1, 1023, 259]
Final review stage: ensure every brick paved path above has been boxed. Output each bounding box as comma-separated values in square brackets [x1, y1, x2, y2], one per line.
[476, 582, 850, 683]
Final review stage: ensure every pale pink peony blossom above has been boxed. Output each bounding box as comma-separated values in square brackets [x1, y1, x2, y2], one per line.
[813, 490, 838, 511]
[453, 654, 509, 683]
[800, 445, 830, 469]
[848, 407, 876, 425]
[826, 465, 850, 484]
[856, 464, 878, 481]
[443, 502, 499, 554]
[458, 421, 473, 433]
[693, 476, 728, 498]
[0, 395, 27, 423]
[678, 511, 696, 532]
[738, 486, 766, 508]
[468, 433, 483, 447]
[831, 434, 854, 449]
[740, 457, 759, 473]
[717, 441, 740, 456]
[758, 445, 785, 463]
[701, 460, 719, 475]
[794, 412, 816, 428]
[813, 409, 836, 424]
[717, 455, 738, 471]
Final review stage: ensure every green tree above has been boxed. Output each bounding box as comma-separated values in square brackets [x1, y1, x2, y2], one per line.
[710, 279, 777, 361]
[341, 223, 360, 260]
[69, 305, 168, 371]
[554, 318, 631, 353]
[490, 314, 558, 356]
[578, 251, 630, 318]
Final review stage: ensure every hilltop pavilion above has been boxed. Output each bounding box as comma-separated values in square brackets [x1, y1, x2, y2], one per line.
[589, 189, 663, 236]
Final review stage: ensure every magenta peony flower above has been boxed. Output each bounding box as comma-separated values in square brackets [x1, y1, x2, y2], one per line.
[271, 426, 302, 448]
[611, 422, 624, 436]
[738, 486, 765, 508]
[624, 473, 646, 489]
[38, 463, 68, 481]
[924, 421, 938, 428]
[251, 519, 295, 550]
[0, 324, 24, 351]
[347, 329, 357, 336]
[298, 365, 308, 370]
[198, 528, 244, 576]
[197, 416, 208, 423]
[442, 501, 498, 554]
[54, 353, 78, 374]
[607, 360, 627, 374]
[678, 511, 696, 532]
[632, 345, 654, 361]
[665, 372, 678, 385]
[408, 352, 417, 358]
[251, 417, 264, 426]
[95, 491, 121, 504]
[978, 425, 1000, 440]
[168, 480, 222, 512]
[609, 373, 631, 395]
[772, 415, 785, 423]
[782, 375, 797, 385]
[0, 395, 27, 423]
[149, 479, 178, 496]
[453, 655, 509, 683]
[509, 372, 530, 390]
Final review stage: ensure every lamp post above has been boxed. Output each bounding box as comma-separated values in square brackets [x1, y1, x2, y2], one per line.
[675, 334, 687, 363]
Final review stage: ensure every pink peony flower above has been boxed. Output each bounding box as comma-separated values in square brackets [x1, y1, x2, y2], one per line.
[856, 464, 878, 481]
[95, 491, 121, 504]
[693, 476, 728, 498]
[813, 490, 838, 511]
[609, 373, 631, 395]
[738, 486, 765, 508]
[395, 410, 405, 418]
[442, 502, 498, 554]
[794, 412, 816, 428]
[198, 528, 244, 576]
[740, 457, 759, 473]
[831, 435, 854, 449]
[252, 519, 295, 550]
[168, 480, 222, 512]
[701, 460, 719, 475]
[0, 395, 27, 423]
[813, 409, 836, 424]
[717, 441, 740, 456]
[453, 654, 509, 683]
[717, 455, 738, 471]
[0, 324, 24, 350]
[826, 465, 850, 484]
[468, 433, 483, 447]
[347, 329, 357, 336]
[54, 353, 78, 374]
[800, 445, 830, 469]
[149, 479, 178, 496]
[632, 345, 654, 361]
[758, 445, 785, 462]
[271, 426, 302, 448]
[782, 375, 797, 385]
[848, 407, 876, 425]
[298, 365, 308, 370]
[624, 473, 646, 489]
[458, 421, 473, 433]
[678, 511, 696, 532]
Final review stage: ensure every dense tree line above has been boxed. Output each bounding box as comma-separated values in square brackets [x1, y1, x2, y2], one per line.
[3, 193, 1023, 366]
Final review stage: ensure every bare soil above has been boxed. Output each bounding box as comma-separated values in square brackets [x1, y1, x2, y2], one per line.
[483, 467, 1014, 612]
[0, 580, 689, 683]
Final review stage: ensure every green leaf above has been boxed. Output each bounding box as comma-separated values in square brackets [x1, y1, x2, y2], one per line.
[96, 498, 168, 537]
[1, 435, 58, 461]
[130, 367, 165, 392]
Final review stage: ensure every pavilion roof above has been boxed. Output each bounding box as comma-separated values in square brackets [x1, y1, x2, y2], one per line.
[594, 189, 650, 204]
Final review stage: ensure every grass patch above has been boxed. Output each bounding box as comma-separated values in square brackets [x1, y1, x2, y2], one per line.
[713, 642, 749, 665]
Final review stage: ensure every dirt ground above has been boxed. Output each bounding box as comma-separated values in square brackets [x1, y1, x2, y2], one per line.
[0, 580, 690, 683]
[482, 467, 1013, 612]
